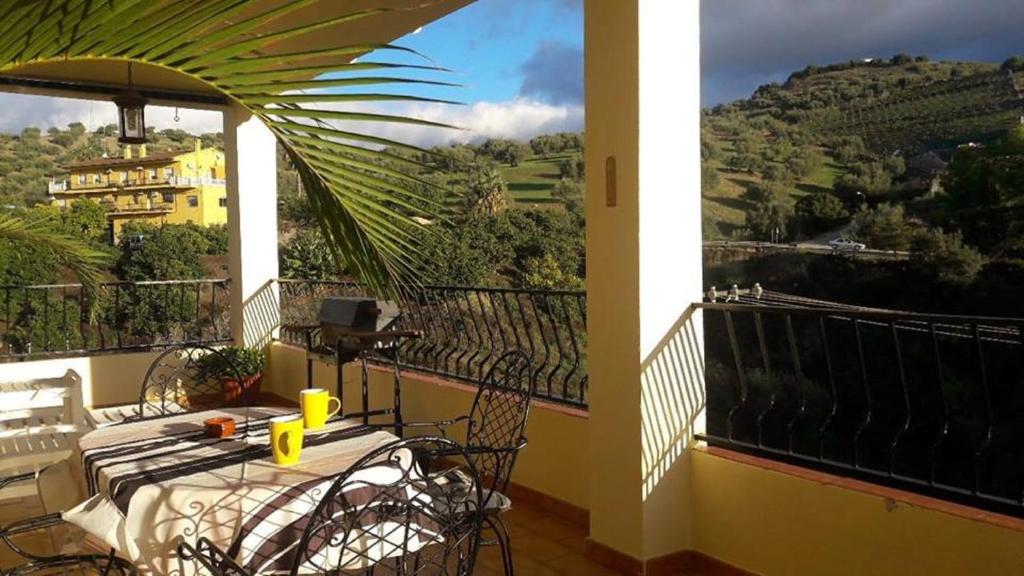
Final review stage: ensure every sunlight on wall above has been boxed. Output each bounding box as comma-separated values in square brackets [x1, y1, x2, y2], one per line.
[641, 306, 705, 499]
[241, 280, 280, 349]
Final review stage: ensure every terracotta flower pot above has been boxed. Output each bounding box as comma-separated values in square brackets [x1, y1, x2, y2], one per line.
[223, 373, 263, 405]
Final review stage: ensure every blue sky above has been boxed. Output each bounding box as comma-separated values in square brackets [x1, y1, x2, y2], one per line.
[390, 0, 584, 106]
[325, 0, 585, 147]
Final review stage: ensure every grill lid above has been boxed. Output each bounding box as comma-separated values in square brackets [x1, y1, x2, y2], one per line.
[318, 297, 399, 336]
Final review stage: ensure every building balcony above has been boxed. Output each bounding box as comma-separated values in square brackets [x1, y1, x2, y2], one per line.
[167, 175, 226, 187]
[0, 279, 1021, 575]
[106, 203, 175, 216]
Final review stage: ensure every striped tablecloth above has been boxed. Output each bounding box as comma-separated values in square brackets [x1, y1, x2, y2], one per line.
[70, 406, 398, 575]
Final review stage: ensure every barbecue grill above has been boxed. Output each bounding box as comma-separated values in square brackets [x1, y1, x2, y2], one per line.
[300, 297, 420, 436]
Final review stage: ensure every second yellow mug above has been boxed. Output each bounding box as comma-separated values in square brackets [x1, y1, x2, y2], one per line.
[300, 388, 341, 430]
[270, 414, 304, 466]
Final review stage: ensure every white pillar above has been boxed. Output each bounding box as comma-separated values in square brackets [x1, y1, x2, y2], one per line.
[223, 103, 280, 348]
[585, 0, 704, 567]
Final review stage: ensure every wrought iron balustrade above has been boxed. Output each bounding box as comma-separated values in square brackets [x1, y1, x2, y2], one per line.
[698, 301, 1024, 516]
[0, 279, 230, 360]
[277, 279, 589, 409]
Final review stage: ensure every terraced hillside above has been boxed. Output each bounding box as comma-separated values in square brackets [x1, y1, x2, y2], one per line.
[701, 57, 1024, 240]
[815, 70, 1023, 154]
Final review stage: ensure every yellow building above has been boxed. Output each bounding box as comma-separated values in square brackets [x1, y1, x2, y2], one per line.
[48, 140, 227, 242]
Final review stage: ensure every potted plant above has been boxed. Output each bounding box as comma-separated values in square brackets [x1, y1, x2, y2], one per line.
[197, 346, 266, 405]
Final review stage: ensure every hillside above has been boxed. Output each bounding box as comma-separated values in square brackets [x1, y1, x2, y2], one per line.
[499, 151, 582, 206]
[702, 55, 1024, 241]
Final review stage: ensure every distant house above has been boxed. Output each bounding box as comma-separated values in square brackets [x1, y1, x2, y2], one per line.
[906, 151, 947, 177]
[905, 151, 947, 194]
[48, 140, 227, 243]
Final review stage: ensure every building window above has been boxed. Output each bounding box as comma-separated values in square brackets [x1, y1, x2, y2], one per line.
[78, 174, 86, 184]
[122, 171, 129, 182]
[164, 167, 173, 179]
[187, 195, 199, 207]
[162, 193, 174, 204]
[148, 169, 157, 180]
[218, 197, 227, 208]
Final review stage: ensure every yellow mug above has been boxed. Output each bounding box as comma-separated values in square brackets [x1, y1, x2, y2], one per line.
[300, 388, 342, 430]
[270, 414, 304, 466]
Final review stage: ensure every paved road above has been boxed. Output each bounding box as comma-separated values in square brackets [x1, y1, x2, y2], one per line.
[703, 240, 911, 260]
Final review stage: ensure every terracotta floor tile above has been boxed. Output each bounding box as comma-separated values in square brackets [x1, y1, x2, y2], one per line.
[1, 495, 614, 575]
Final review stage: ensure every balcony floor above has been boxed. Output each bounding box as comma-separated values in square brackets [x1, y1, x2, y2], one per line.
[0, 494, 645, 575]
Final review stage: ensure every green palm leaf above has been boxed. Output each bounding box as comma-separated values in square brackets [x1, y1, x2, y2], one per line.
[0, 1, 462, 296]
[0, 215, 109, 296]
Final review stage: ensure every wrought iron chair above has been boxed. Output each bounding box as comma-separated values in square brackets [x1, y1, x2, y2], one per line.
[87, 344, 251, 427]
[177, 437, 486, 576]
[0, 461, 134, 575]
[400, 349, 536, 576]
[134, 344, 251, 419]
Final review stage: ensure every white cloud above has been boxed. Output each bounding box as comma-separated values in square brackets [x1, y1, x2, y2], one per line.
[316, 98, 584, 148]
[0, 93, 223, 134]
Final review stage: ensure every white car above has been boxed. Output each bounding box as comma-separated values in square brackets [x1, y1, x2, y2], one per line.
[829, 238, 866, 252]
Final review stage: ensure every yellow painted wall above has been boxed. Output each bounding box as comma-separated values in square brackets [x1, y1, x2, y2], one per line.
[264, 342, 591, 511]
[691, 449, 1024, 576]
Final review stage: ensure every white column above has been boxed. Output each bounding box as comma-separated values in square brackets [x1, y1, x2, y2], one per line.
[585, 0, 704, 565]
[223, 103, 280, 348]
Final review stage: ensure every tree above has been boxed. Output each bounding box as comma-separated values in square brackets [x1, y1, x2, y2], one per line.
[910, 228, 985, 284]
[464, 167, 509, 216]
[701, 165, 720, 194]
[793, 193, 849, 236]
[1001, 56, 1024, 72]
[116, 222, 209, 281]
[553, 177, 583, 213]
[891, 53, 914, 65]
[280, 228, 338, 280]
[763, 163, 793, 184]
[942, 129, 1024, 256]
[741, 181, 784, 205]
[745, 200, 790, 241]
[853, 203, 921, 250]
[559, 157, 580, 180]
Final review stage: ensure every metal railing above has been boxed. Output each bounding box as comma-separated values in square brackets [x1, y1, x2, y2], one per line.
[168, 176, 226, 187]
[0, 279, 230, 360]
[698, 301, 1024, 516]
[277, 280, 589, 409]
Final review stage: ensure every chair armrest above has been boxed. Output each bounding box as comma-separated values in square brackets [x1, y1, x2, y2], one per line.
[463, 437, 528, 456]
[178, 537, 251, 576]
[1, 513, 65, 561]
[0, 471, 38, 493]
[374, 415, 470, 438]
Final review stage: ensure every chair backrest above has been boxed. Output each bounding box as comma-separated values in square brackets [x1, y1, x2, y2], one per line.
[137, 345, 248, 419]
[466, 350, 536, 494]
[287, 437, 484, 576]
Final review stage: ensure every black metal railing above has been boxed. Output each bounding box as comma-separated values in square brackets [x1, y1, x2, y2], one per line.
[0, 279, 230, 360]
[698, 301, 1024, 516]
[277, 280, 589, 409]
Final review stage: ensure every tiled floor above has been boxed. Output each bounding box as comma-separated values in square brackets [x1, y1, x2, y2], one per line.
[0, 493, 626, 575]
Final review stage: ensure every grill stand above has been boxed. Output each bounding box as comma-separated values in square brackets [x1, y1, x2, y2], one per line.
[303, 330, 418, 438]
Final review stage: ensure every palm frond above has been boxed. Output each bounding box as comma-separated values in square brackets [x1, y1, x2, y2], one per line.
[0, 215, 109, 296]
[0, 1, 462, 296]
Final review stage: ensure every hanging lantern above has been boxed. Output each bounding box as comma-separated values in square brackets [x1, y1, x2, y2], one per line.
[114, 63, 147, 145]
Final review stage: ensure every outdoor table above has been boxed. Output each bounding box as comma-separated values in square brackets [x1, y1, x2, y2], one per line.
[68, 406, 399, 575]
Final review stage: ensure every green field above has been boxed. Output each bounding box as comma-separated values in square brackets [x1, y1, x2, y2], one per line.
[498, 152, 580, 206]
